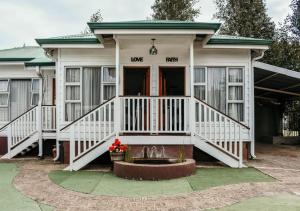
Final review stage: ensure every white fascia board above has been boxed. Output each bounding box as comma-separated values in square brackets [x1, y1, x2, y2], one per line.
[254, 61, 300, 79]
[203, 44, 269, 50]
[40, 44, 104, 49]
[0, 62, 24, 66]
[94, 29, 215, 35]
[25, 66, 55, 71]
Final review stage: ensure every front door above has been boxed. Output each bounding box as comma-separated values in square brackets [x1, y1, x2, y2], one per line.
[123, 67, 150, 131]
[159, 67, 185, 132]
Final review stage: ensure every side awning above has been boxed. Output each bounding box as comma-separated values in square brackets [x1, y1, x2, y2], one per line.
[254, 62, 300, 101]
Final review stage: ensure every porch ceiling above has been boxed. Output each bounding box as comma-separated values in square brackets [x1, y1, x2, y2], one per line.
[254, 61, 300, 101]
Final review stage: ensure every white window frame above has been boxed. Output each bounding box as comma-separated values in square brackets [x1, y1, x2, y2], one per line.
[194, 66, 245, 122]
[31, 78, 40, 106]
[64, 67, 83, 121]
[194, 67, 207, 101]
[0, 79, 10, 122]
[101, 66, 116, 102]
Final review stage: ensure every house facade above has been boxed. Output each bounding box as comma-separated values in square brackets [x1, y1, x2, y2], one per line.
[0, 21, 272, 170]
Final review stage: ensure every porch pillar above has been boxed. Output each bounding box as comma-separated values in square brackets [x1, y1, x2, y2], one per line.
[114, 36, 121, 136]
[36, 66, 43, 157]
[189, 38, 195, 135]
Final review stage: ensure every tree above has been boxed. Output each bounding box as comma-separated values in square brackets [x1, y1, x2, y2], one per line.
[151, 0, 200, 21]
[288, 0, 300, 38]
[82, 9, 103, 34]
[214, 0, 275, 39]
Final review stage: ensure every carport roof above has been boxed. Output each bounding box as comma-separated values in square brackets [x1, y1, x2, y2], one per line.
[254, 61, 300, 101]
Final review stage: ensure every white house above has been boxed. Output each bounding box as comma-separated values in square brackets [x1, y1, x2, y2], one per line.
[0, 20, 279, 170]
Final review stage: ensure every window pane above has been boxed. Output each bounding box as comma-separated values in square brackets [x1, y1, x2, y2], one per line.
[32, 93, 39, 105]
[0, 94, 8, 106]
[207, 67, 226, 113]
[103, 85, 116, 101]
[66, 68, 80, 82]
[0, 80, 8, 92]
[32, 79, 39, 92]
[65, 103, 81, 121]
[66, 86, 80, 100]
[194, 85, 206, 100]
[0, 107, 8, 121]
[228, 103, 244, 121]
[229, 68, 243, 83]
[229, 86, 243, 100]
[194, 68, 205, 83]
[103, 67, 116, 82]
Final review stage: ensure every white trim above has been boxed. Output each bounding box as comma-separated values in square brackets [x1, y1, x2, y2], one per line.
[203, 44, 269, 50]
[0, 62, 24, 66]
[254, 61, 300, 79]
[94, 29, 215, 35]
[40, 44, 104, 49]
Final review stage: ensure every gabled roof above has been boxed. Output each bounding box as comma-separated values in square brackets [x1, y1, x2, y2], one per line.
[36, 33, 100, 45]
[88, 20, 221, 32]
[0, 46, 54, 66]
[208, 35, 272, 46]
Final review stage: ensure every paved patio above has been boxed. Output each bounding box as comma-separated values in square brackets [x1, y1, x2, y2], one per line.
[6, 143, 300, 210]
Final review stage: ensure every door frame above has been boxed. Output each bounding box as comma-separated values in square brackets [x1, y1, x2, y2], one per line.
[159, 66, 186, 96]
[123, 66, 151, 96]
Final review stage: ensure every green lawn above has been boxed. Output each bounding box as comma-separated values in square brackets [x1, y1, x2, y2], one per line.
[0, 163, 53, 211]
[49, 167, 274, 197]
[210, 194, 300, 211]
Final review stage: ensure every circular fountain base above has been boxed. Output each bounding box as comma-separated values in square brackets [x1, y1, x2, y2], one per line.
[113, 159, 196, 180]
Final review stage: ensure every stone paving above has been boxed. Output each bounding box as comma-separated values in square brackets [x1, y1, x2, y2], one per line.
[10, 143, 300, 211]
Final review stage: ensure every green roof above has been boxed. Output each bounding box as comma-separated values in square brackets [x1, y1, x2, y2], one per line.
[0, 46, 54, 66]
[36, 34, 100, 45]
[88, 20, 221, 32]
[207, 35, 272, 45]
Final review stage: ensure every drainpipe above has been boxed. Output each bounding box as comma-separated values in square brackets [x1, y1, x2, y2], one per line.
[250, 49, 266, 159]
[36, 66, 43, 158]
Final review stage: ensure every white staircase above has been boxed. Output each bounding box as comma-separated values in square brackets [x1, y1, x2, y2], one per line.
[62, 98, 116, 171]
[193, 97, 250, 168]
[1, 106, 39, 159]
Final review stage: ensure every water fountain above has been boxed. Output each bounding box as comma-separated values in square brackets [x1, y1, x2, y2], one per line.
[113, 145, 196, 180]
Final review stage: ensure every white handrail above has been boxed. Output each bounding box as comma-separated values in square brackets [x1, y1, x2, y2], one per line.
[194, 97, 250, 161]
[69, 98, 116, 164]
[120, 96, 190, 133]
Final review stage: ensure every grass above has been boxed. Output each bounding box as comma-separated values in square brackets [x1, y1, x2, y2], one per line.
[49, 167, 275, 197]
[0, 163, 54, 211]
[210, 194, 300, 211]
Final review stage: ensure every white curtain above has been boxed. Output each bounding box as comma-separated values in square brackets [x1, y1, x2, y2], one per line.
[228, 103, 243, 121]
[82, 67, 101, 114]
[65, 103, 81, 121]
[207, 67, 226, 113]
[10, 80, 31, 120]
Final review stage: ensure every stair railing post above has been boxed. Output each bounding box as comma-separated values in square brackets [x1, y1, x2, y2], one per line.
[70, 124, 75, 171]
[7, 124, 12, 159]
[37, 70, 43, 158]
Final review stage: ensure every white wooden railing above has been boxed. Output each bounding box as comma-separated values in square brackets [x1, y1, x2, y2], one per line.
[194, 97, 250, 163]
[5, 106, 39, 150]
[42, 105, 56, 131]
[120, 96, 190, 133]
[62, 98, 116, 163]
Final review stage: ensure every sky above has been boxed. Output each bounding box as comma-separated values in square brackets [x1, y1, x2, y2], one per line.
[0, 0, 292, 49]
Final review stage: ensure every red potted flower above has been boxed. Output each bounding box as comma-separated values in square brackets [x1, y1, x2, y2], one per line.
[109, 139, 127, 161]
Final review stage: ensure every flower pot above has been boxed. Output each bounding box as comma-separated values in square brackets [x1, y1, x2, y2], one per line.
[110, 152, 125, 161]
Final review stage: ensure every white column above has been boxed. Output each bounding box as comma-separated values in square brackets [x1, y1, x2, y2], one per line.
[37, 66, 43, 157]
[189, 39, 195, 135]
[114, 36, 121, 136]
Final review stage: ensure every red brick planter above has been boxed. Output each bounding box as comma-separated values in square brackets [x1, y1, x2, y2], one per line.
[114, 159, 196, 180]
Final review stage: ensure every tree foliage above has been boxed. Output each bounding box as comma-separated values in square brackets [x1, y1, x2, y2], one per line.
[288, 0, 300, 38]
[214, 0, 275, 39]
[82, 9, 103, 34]
[151, 0, 200, 21]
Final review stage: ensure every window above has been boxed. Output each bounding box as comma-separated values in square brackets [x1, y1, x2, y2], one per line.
[101, 67, 116, 101]
[64, 66, 116, 121]
[0, 80, 9, 121]
[65, 68, 81, 121]
[194, 67, 244, 122]
[227, 68, 244, 121]
[31, 79, 39, 106]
